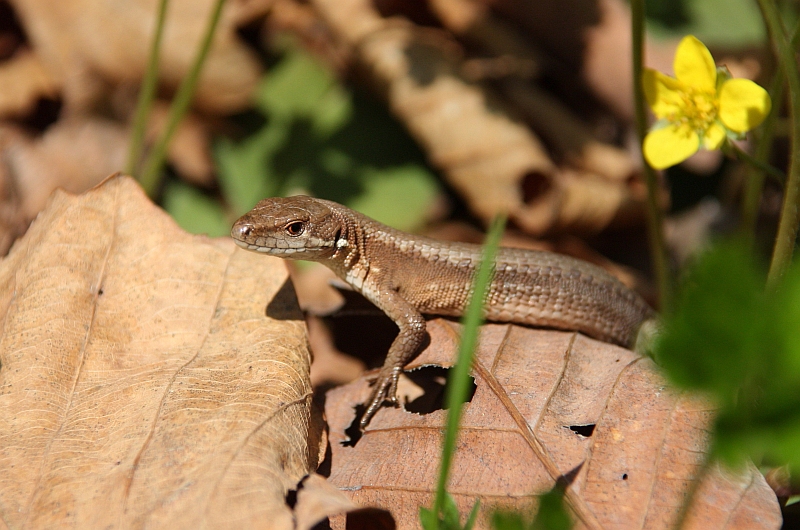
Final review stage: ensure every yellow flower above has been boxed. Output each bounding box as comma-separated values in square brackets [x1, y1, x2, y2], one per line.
[642, 35, 772, 169]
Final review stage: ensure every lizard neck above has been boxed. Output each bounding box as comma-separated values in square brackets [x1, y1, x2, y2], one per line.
[320, 202, 372, 288]
[319, 201, 416, 292]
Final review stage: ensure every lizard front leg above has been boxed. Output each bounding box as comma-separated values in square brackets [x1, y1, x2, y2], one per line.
[360, 285, 427, 430]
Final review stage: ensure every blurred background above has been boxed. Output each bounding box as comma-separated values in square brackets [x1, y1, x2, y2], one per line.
[0, 0, 777, 295]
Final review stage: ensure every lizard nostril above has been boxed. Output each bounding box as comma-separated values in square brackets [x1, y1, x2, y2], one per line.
[233, 223, 254, 239]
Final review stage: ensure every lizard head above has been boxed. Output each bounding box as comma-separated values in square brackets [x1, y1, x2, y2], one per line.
[231, 196, 345, 260]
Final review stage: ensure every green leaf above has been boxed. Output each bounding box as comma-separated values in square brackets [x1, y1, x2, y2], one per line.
[646, 0, 764, 46]
[255, 49, 350, 133]
[216, 43, 441, 230]
[491, 511, 528, 530]
[420, 494, 476, 530]
[442, 494, 463, 528]
[654, 239, 800, 471]
[531, 486, 572, 530]
[654, 240, 768, 400]
[162, 180, 229, 237]
[420, 506, 438, 530]
[463, 500, 481, 530]
[490, 486, 572, 530]
[347, 164, 440, 231]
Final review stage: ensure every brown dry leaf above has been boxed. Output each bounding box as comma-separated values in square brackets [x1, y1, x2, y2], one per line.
[324, 321, 781, 529]
[147, 102, 215, 187]
[0, 175, 316, 528]
[1, 117, 129, 219]
[7, 0, 270, 113]
[501, 82, 638, 183]
[0, 129, 27, 256]
[312, 0, 647, 235]
[294, 473, 359, 530]
[428, 0, 638, 185]
[0, 49, 58, 118]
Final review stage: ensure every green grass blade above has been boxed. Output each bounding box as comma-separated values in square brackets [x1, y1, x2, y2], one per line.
[126, 0, 170, 177]
[138, 0, 226, 197]
[428, 214, 507, 529]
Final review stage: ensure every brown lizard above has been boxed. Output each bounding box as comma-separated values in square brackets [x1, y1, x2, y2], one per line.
[231, 196, 656, 428]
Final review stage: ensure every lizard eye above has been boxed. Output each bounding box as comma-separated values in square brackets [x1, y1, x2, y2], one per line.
[285, 221, 305, 237]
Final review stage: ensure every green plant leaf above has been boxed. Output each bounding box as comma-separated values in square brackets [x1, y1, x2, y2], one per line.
[216, 43, 441, 229]
[531, 486, 571, 530]
[654, 239, 800, 471]
[490, 486, 572, 530]
[491, 511, 528, 530]
[162, 180, 229, 237]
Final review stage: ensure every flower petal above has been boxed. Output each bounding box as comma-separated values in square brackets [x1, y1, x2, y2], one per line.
[673, 35, 716, 92]
[703, 122, 726, 150]
[643, 124, 700, 169]
[718, 78, 772, 133]
[643, 69, 685, 119]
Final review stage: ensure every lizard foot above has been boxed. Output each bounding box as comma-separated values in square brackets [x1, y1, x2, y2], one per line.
[360, 366, 401, 430]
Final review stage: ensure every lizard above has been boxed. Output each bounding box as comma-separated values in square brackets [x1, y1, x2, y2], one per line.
[231, 196, 656, 429]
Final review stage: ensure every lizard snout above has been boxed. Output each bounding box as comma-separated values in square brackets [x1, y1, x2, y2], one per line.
[231, 221, 255, 242]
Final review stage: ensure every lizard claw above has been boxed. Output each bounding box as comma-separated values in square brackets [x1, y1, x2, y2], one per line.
[360, 367, 401, 430]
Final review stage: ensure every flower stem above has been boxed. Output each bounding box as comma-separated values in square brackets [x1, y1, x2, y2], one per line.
[631, 0, 672, 313]
[126, 0, 170, 177]
[740, 19, 800, 243]
[725, 141, 785, 184]
[758, 0, 800, 286]
[138, 0, 226, 197]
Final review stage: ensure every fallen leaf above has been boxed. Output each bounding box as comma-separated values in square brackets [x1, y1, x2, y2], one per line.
[0, 175, 315, 528]
[7, 0, 269, 113]
[147, 102, 215, 187]
[311, 0, 650, 235]
[0, 49, 58, 118]
[428, 0, 640, 186]
[294, 473, 359, 530]
[1, 118, 128, 218]
[324, 321, 782, 529]
[0, 127, 27, 256]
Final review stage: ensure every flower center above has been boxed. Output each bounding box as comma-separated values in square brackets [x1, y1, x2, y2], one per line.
[674, 87, 718, 133]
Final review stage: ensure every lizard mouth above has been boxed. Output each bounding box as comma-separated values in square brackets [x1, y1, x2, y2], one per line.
[232, 239, 331, 254]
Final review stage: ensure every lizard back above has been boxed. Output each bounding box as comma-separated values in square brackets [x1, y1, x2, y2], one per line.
[334, 208, 654, 348]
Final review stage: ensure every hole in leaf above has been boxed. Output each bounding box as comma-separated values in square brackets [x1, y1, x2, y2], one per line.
[520, 170, 551, 203]
[403, 365, 476, 415]
[285, 488, 298, 509]
[341, 366, 477, 448]
[622, 473, 629, 480]
[568, 424, 596, 437]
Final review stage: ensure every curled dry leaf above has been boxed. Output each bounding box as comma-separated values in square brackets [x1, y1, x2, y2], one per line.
[7, 0, 269, 113]
[428, 0, 638, 185]
[294, 473, 359, 530]
[0, 49, 58, 118]
[0, 175, 316, 528]
[312, 0, 647, 234]
[324, 321, 781, 529]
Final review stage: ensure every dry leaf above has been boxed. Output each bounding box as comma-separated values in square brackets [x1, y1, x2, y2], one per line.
[0, 128, 28, 256]
[312, 0, 649, 235]
[428, 0, 639, 185]
[294, 473, 359, 530]
[147, 102, 215, 187]
[324, 321, 781, 529]
[501, 82, 638, 183]
[0, 175, 315, 528]
[1, 118, 129, 219]
[7, 0, 268, 113]
[0, 49, 58, 118]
